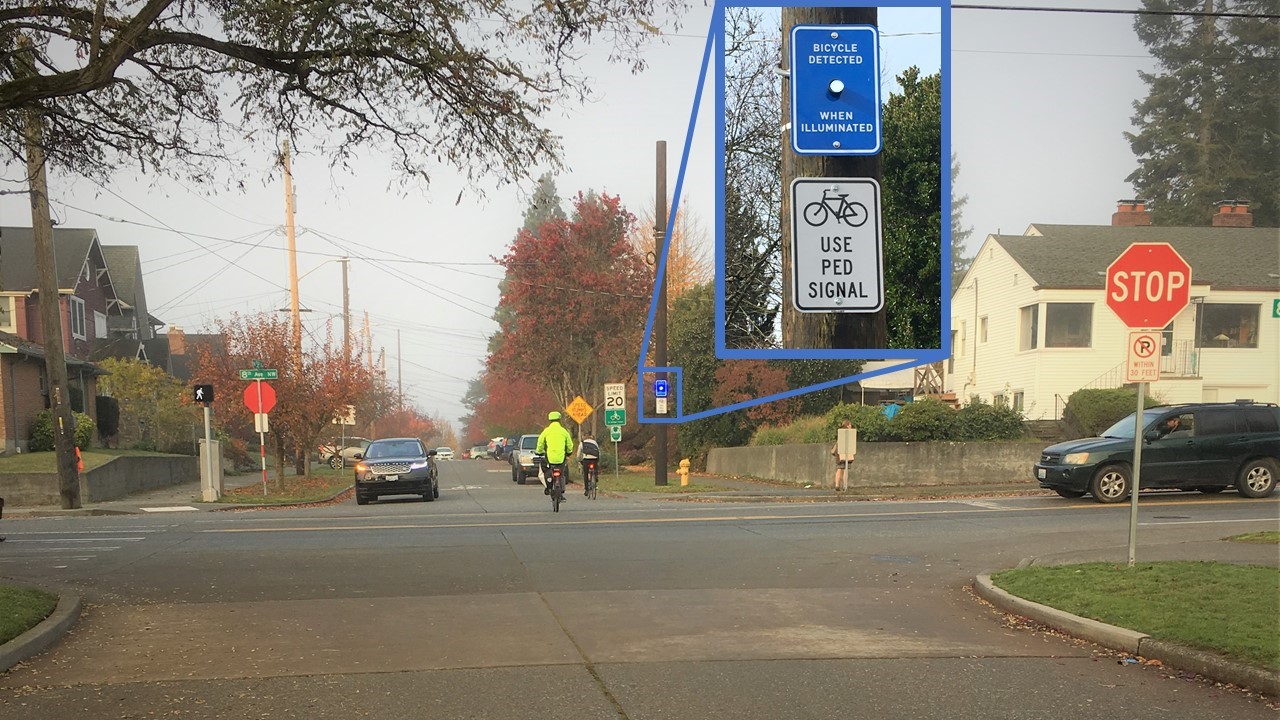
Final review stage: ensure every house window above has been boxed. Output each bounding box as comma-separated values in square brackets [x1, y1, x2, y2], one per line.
[979, 316, 988, 344]
[0, 297, 14, 333]
[70, 297, 87, 340]
[1196, 304, 1259, 348]
[1045, 303, 1092, 348]
[948, 330, 957, 373]
[94, 311, 107, 339]
[1019, 304, 1038, 351]
[1161, 322, 1173, 356]
[1013, 391, 1024, 413]
[994, 393, 1008, 409]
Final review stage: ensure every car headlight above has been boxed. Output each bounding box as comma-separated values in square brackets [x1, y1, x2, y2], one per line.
[355, 462, 369, 473]
[410, 460, 431, 470]
[1063, 452, 1090, 465]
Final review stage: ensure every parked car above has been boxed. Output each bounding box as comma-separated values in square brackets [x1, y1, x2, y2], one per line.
[495, 438, 517, 462]
[469, 445, 490, 460]
[352, 438, 438, 505]
[509, 434, 542, 484]
[435, 447, 455, 460]
[1035, 401, 1279, 503]
[319, 437, 371, 469]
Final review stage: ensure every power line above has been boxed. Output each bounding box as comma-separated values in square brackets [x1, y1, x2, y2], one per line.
[953, 4, 1279, 19]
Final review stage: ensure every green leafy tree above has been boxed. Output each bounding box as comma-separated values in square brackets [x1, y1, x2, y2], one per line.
[881, 67, 942, 349]
[951, 153, 974, 288]
[1126, 0, 1279, 226]
[97, 357, 199, 452]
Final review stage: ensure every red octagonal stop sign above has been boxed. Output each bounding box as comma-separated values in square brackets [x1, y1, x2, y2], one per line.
[243, 381, 277, 414]
[1105, 243, 1192, 329]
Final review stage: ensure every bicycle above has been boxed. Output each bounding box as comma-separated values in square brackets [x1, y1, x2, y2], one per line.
[802, 189, 868, 228]
[547, 460, 567, 512]
[583, 458, 599, 500]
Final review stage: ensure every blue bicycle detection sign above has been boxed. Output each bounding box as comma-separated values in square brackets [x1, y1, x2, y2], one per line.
[790, 25, 881, 155]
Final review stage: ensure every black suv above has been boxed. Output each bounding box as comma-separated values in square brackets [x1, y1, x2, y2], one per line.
[353, 438, 439, 505]
[1035, 401, 1279, 503]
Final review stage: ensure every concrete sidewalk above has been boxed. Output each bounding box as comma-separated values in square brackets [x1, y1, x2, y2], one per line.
[3, 473, 272, 517]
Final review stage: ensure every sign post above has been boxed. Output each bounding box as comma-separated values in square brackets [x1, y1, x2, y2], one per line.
[790, 178, 884, 314]
[242, 375, 278, 497]
[193, 385, 217, 502]
[604, 383, 627, 485]
[1106, 243, 1191, 567]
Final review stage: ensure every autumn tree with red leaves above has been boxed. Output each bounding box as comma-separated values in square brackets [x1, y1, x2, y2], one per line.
[486, 192, 651, 435]
[193, 312, 378, 487]
[710, 360, 801, 427]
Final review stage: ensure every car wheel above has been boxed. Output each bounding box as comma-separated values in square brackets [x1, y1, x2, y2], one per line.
[516, 471, 526, 485]
[1090, 464, 1131, 503]
[1053, 488, 1086, 499]
[1235, 458, 1278, 499]
[1196, 486, 1227, 494]
[329, 455, 344, 470]
[355, 492, 369, 506]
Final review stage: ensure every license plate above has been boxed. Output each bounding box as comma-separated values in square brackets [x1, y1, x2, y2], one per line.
[385, 475, 398, 482]
[1037, 468, 1046, 479]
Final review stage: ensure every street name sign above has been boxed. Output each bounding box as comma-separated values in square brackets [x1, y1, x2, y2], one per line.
[1105, 243, 1191, 329]
[1125, 332, 1162, 383]
[604, 408, 627, 426]
[1273, 298, 1279, 318]
[240, 368, 279, 380]
[790, 25, 881, 155]
[566, 396, 593, 424]
[791, 178, 884, 313]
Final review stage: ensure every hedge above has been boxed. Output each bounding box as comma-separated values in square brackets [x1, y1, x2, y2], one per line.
[1061, 388, 1160, 439]
[751, 399, 1026, 445]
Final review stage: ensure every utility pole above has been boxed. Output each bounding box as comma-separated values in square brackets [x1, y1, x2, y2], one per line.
[780, 7, 887, 349]
[397, 329, 403, 409]
[282, 140, 302, 369]
[21, 39, 79, 508]
[339, 257, 351, 365]
[653, 141, 668, 486]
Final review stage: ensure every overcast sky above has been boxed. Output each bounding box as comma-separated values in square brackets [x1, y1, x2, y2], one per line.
[0, 2, 1161, 430]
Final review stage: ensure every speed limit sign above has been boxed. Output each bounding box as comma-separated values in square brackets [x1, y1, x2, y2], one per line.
[604, 383, 626, 411]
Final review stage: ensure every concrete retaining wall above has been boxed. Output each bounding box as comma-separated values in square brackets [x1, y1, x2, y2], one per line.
[0, 454, 198, 506]
[705, 441, 1045, 487]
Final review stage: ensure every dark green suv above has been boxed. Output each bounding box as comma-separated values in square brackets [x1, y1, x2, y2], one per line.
[1035, 401, 1280, 503]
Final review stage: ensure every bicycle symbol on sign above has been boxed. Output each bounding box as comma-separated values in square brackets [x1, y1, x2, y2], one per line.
[802, 189, 869, 228]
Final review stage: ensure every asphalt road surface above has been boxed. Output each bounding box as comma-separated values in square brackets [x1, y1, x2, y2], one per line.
[1, 459, 1277, 719]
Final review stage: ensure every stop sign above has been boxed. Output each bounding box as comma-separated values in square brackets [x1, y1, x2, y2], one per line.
[1105, 243, 1192, 329]
[243, 381, 277, 414]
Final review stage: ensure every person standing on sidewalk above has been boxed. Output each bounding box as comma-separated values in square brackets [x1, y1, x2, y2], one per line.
[831, 421, 854, 492]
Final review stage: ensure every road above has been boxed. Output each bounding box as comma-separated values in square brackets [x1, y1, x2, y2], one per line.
[1, 459, 1277, 719]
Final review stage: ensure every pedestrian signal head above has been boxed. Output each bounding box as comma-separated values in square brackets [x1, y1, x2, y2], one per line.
[548, 411, 562, 421]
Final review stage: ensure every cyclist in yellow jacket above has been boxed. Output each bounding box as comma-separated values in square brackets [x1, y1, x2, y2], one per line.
[536, 411, 575, 496]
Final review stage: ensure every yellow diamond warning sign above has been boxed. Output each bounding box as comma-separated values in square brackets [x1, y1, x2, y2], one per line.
[566, 396, 594, 424]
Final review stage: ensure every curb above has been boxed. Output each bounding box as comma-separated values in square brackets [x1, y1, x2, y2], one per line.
[975, 573, 1279, 697]
[0, 591, 81, 673]
[207, 483, 354, 511]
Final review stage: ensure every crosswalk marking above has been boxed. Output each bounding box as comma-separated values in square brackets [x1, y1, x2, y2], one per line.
[140, 506, 199, 512]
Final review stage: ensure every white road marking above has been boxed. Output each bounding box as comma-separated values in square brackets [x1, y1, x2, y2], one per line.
[19, 546, 121, 552]
[1139, 518, 1279, 526]
[6, 538, 144, 543]
[5, 528, 166, 534]
[486, 469, 508, 474]
[140, 506, 199, 512]
[0, 556, 95, 564]
[449, 486, 486, 490]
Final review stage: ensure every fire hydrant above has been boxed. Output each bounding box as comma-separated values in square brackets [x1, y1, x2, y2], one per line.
[677, 458, 690, 487]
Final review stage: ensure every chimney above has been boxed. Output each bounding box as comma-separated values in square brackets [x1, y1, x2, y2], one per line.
[1112, 199, 1153, 227]
[170, 326, 186, 356]
[1212, 199, 1253, 228]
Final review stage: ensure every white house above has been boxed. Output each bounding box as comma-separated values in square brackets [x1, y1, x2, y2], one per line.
[947, 201, 1280, 420]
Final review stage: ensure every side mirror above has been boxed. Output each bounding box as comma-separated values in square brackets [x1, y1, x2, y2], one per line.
[1143, 430, 1160, 442]
[352, 453, 363, 461]
[427, 450, 438, 457]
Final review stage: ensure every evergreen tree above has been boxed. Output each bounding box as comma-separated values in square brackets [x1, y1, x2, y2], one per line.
[951, 153, 974, 289]
[1126, 0, 1279, 226]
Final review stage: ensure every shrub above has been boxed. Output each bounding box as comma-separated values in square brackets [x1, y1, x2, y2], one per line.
[1062, 388, 1160, 439]
[29, 410, 95, 451]
[95, 396, 120, 441]
[823, 403, 889, 441]
[955, 401, 1027, 441]
[751, 425, 791, 446]
[882, 397, 958, 441]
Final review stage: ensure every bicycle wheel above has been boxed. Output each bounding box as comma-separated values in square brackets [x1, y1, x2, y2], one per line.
[802, 201, 829, 227]
[838, 201, 869, 227]
[589, 467, 598, 499]
[552, 474, 563, 512]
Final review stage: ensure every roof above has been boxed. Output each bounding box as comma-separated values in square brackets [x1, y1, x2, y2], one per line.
[0, 331, 107, 373]
[100, 245, 141, 304]
[0, 226, 99, 291]
[995, 225, 1280, 291]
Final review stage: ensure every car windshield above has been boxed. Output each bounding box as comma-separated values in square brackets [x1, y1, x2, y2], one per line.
[436, 447, 452, 453]
[521, 436, 538, 450]
[1099, 410, 1166, 439]
[365, 440, 424, 459]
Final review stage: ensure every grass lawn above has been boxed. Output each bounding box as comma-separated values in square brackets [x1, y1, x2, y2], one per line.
[0, 448, 183, 474]
[596, 469, 730, 493]
[992, 562, 1280, 671]
[219, 469, 351, 505]
[0, 585, 58, 645]
[1226, 531, 1279, 544]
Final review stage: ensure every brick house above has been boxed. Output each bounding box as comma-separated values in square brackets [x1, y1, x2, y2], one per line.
[0, 226, 120, 453]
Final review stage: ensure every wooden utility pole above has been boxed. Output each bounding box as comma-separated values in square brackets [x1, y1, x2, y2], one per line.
[339, 257, 351, 365]
[20, 37, 80, 508]
[653, 141, 668, 486]
[780, 7, 887, 349]
[282, 140, 302, 370]
[397, 329, 403, 409]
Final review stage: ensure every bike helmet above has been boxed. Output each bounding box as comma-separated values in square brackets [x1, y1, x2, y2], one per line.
[548, 411, 562, 421]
